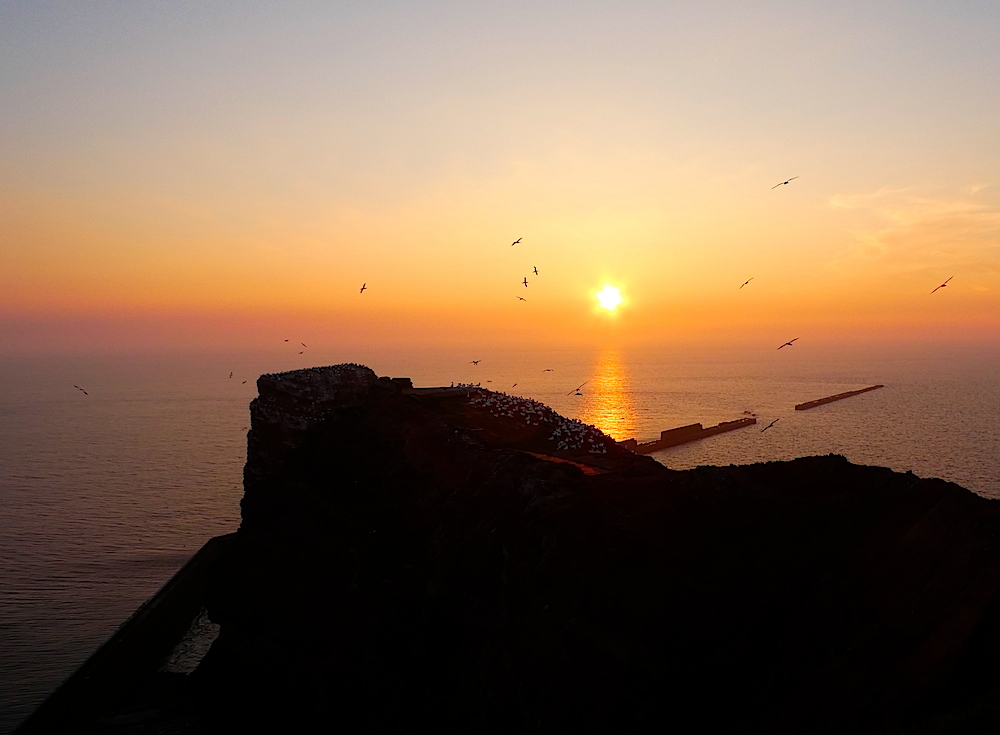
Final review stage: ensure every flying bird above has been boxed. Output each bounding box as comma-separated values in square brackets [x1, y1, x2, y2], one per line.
[360, 283, 367, 294]
[522, 277, 529, 287]
[761, 418, 780, 433]
[242, 381, 247, 384]
[73, 385, 88, 395]
[470, 360, 480, 365]
[777, 338, 799, 350]
[284, 339, 289, 342]
[740, 278, 753, 289]
[511, 238, 521, 246]
[931, 276, 953, 294]
[567, 381, 588, 396]
[512, 383, 517, 388]
[542, 368, 553, 372]
[533, 267, 539, 275]
[518, 297, 527, 301]
[301, 343, 307, 347]
[229, 372, 233, 379]
[771, 176, 799, 189]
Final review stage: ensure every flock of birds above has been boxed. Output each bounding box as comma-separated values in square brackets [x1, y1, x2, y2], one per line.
[68, 175, 958, 446]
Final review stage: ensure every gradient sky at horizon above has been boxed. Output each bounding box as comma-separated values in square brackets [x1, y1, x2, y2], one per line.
[3, 0, 999, 354]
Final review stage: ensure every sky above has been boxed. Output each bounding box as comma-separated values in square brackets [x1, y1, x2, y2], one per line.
[2, 0, 999, 354]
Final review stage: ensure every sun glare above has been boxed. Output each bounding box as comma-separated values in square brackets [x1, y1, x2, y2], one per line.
[596, 285, 623, 311]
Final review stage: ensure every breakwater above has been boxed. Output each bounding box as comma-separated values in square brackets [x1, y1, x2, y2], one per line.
[620, 417, 757, 454]
[795, 385, 885, 411]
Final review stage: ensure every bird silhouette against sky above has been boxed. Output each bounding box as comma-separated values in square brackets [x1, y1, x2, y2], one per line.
[740, 277, 753, 289]
[761, 418, 780, 432]
[542, 368, 553, 372]
[518, 296, 526, 301]
[567, 381, 588, 396]
[470, 360, 480, 365]
[533, 266, 538, 275]
[73, 385, 88, 395]
[301, 343, 307, 348]
[359, 283, 367, 294]
[522, 277, 529, 287]
[229, 372, 233, 379]
[931, 276, 953, 294]
[771, 176, 799, 189]
[777, 338, 799, 350]
[511, 238, 521, 246]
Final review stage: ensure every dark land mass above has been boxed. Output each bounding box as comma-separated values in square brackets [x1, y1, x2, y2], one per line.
[18, 365, 1000, 734]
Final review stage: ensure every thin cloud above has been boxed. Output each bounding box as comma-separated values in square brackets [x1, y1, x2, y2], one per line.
[827, 188, 1000, 277]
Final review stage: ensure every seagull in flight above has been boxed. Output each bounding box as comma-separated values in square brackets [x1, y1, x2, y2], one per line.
[301, 343, 307, 348]
[511, 238, 521, 246]
[522, 277, 529, 287]
[229, 372, 233, 379]
[470, 360, 480, 365]
[518, 296, 527, 301]
[772, 176, 799, 189]
[359, 283, 367, 294]
[567, 381, 588, 396]
[542, 368, 553, 372]
[73, 385, 88, 395]
[533, 267, 539, 275]
[777, 338, 799, 350]
[740, 277, 753, 289]
[761, 418, 780, 433]
[931, 276, 953, 294]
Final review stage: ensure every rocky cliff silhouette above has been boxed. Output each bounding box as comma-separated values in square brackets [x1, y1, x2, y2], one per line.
[193, 364, 1000, 733]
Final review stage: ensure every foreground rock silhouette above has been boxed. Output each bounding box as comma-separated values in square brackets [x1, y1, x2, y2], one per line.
[185, 364, 1000, 733]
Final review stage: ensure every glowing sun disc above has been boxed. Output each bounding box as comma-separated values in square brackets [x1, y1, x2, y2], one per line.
[597, 285, 623, 311]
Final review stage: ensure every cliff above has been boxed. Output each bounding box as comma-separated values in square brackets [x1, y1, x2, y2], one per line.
[192, 364, 1000, 733]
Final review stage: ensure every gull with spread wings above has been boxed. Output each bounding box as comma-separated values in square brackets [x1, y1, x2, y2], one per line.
[931, 276, 953, 294]
[771, 176, 799, 189]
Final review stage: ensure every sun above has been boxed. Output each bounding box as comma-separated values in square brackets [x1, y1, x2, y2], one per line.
[596, 285, 623, 311]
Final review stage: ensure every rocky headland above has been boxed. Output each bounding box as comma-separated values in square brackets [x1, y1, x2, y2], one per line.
[170, 363, 1000, 733]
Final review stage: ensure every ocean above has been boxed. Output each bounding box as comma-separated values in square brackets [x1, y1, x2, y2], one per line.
[1, 346, 998, 733]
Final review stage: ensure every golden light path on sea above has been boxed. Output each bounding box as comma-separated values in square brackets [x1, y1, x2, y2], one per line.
[578, 349, 637, 441]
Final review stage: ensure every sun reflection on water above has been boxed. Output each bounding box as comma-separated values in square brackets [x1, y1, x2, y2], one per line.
[578, 349, 637, 440]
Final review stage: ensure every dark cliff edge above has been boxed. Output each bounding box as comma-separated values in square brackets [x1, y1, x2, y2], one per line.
[19, 363, 1000, 734]
[194, 364, 1000, 733]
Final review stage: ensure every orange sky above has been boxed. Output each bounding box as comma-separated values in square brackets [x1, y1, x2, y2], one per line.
[2, 2, 999, 354]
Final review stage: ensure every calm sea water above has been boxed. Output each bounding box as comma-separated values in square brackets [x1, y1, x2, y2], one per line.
[2, 346, 998, 733]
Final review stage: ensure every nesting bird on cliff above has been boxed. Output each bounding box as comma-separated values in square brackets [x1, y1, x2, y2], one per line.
[931, 276, 953, 294]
